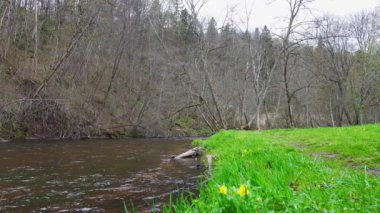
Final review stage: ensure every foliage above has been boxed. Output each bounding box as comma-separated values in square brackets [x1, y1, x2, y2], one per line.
[0, 1, 379, 139]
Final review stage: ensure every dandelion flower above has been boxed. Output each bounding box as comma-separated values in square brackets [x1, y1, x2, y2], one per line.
[237, 184, 250, 196]
[219, 185, 228, 195]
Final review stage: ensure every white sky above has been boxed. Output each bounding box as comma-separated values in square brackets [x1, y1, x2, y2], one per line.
[200, 0, 380, 31]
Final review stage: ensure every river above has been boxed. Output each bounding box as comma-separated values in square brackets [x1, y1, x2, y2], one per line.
[0, 138, 202, 212]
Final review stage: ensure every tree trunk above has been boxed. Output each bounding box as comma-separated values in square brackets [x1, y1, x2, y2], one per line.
[329, 95, 335, 127]
[32, 0, 39, 72]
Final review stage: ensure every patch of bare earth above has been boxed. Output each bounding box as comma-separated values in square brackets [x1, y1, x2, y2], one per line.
[292, 142, 311, 150]
[310, 152, 340, 159]
[367, 169, 380, 176]
[352, 165, 380, 176]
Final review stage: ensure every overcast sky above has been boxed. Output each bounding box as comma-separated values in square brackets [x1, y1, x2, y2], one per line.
[200, 0, 380, 31]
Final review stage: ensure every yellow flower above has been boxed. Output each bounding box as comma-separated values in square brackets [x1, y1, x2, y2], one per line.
[237, 184, 250, 196]
[219, 185, 228, 195]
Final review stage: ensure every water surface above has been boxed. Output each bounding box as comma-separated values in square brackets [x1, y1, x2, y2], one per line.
[0, 138, 202, 212]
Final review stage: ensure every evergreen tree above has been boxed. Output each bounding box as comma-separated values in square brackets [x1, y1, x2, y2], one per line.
[206, 17, 218, 44]
[260, 25, 275, 69]
[177, 9, 196, 46]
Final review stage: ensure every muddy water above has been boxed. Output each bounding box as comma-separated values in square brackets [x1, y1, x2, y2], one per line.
[0, 138, 202, 212]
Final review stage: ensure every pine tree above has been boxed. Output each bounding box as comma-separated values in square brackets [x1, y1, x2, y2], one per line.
[206, 17, 218, 44]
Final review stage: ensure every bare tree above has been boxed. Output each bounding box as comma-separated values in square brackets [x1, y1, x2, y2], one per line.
[278, 0, 314, 127]
[315, 16, 354, 125]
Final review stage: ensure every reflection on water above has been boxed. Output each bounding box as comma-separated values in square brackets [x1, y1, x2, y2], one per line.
[0, 138, 202, 212]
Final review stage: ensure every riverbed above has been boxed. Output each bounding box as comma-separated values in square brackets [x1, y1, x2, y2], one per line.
[0, 138, 202, 212]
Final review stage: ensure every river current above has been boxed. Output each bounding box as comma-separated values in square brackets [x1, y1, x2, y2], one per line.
[0, 138, 202, 212]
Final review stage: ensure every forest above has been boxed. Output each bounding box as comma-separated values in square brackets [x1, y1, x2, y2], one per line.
[0, 0, 379, 139]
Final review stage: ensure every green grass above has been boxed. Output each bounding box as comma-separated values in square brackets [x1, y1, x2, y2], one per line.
[165, 124, 380, 212]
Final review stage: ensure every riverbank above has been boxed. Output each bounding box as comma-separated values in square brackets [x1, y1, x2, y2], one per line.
[166, 124, 380, 212]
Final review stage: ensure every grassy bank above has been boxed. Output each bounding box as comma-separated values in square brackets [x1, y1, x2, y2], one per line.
[166, 124, 380, 212]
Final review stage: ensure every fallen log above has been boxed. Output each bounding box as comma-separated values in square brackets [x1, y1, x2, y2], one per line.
[172, 147, 203, 159]
[0, 138, 9, 143]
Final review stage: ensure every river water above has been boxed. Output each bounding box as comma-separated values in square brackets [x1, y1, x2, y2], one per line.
[0, 138, 202, 212]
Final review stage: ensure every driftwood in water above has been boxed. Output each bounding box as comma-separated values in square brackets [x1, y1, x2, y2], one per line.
[0, 138, 9, 143]
[172, 147, 203, 159]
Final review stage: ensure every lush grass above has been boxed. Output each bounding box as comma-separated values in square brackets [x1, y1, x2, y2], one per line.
[165, 124, 380, 212]
[261, 125, 380, 169]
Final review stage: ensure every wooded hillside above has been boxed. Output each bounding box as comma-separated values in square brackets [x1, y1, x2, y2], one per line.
[0, 0, 379, 139]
